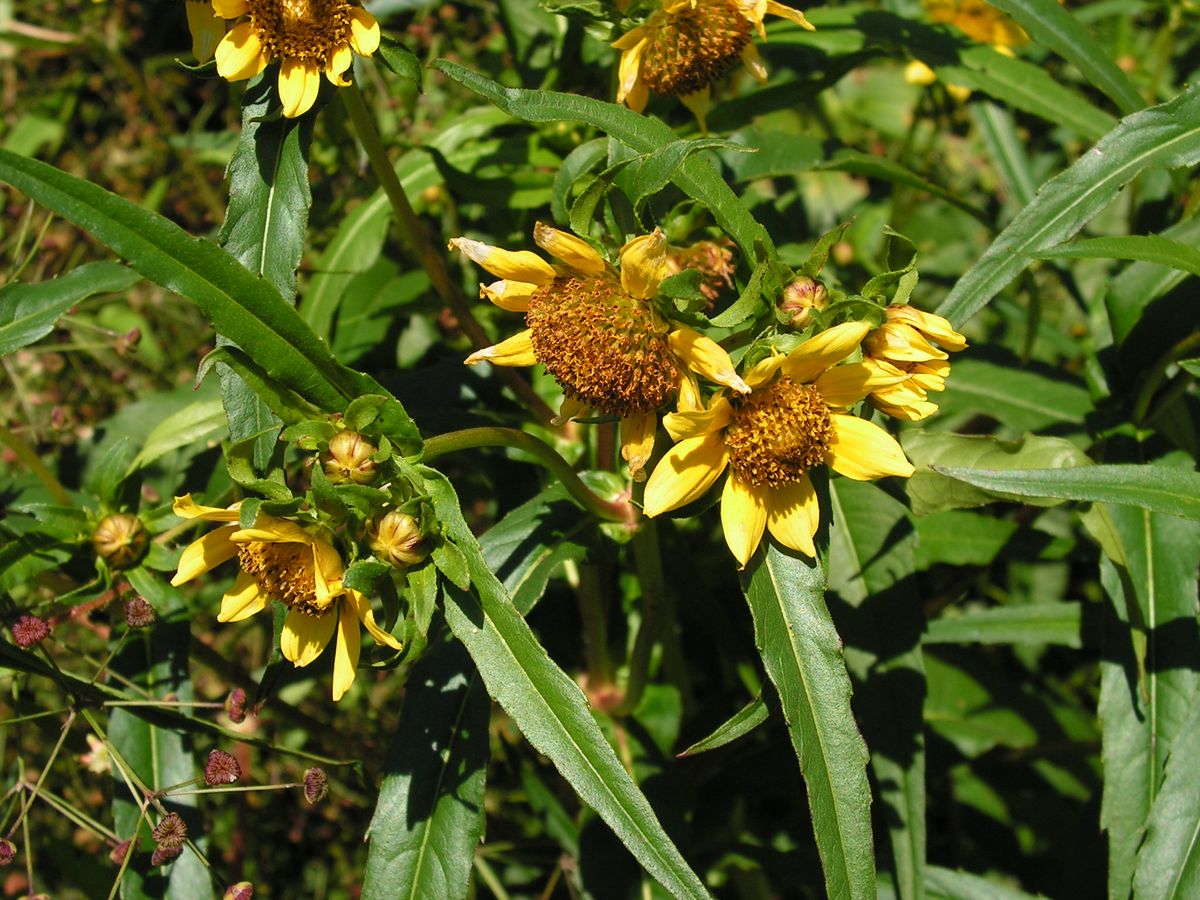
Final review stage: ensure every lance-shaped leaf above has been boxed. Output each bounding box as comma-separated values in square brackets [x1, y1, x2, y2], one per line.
[741, 542, 876, 900]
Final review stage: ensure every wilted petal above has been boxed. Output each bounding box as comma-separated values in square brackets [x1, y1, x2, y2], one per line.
[448, 238, 556, 284]
[534, 222, 606, 276]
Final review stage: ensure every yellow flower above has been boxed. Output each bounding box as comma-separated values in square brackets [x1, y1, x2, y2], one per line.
[862, 305, 967, 421]
[170, 495, 401, 701]
[449, 223, 751, 478]
[185, 0, 226, 63]
[211, 0, 381, 118]
[612, 0, 814, 127]
[924, 0, 1029, 49]
[643, 322, 914, 568]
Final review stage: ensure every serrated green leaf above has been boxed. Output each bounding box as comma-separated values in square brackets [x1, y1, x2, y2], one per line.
[677, 694, 769, 757]
[1037, 235, 1200, 275]
[709, 261, 766, 328]
[741, 542, 876, 900]
[629, 137, 747, 214]
[937, 85, 1200, 326]
[363, 630, 488, 900]
[923, 603, 1083, 647]
[0, 261, 140, 357]
[376, 35, 423, 87]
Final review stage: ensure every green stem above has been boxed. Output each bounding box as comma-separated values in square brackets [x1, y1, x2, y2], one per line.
[340, 82, 555, 424]
[615, 519, 665, 716]
[0, 424, 71, 504]
[423, 427, 637, 526]
[1132, 330, 1200, 424]
[577, 564, 613, 688]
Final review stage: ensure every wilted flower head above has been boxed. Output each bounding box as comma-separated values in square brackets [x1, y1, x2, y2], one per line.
[450, 223, 749, 478]
[321, 431, 378, 485]
[93, 513, 147, 569]
[225, 687, 248, 723]
[665, 239, 736, 303]
[152, 812, 188, 850]
[0, 838, 15, 866]
[369, 511, 427, 568]
[205, 749, 242, 785]
[124, 597, 157, 629]
[303, 767, 328, 804]
[12, 615, 50, 649]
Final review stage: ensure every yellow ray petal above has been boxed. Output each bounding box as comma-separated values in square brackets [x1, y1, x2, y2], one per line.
[643, 435, 729, 516]
[765, 476, 818, 558]
[171, 525, 238, 586]
[825, 415, 915, 480]
[464, 329, 537, 367]
[534, 222, 607, 276]
[620, 412, 658, 481]
[663, 395, 732, 442]
[865, 322, 948, 363]
[214, 22, 266, 82]
[669, 326, 750, 395]
[721, 475, 767, 568]
[886, 305, 967, 351]
[350, 590, 404, 650]
[326, 44, 354, 86]
[676, 373, 703, 413]
[615, 37, 648, 105]
[448, 238, 556, 284]
[626, 79, 650, 114]
[765, 0, 815, 30]
[230, 514, 313, 545]
[280, 608, 336, 668]
[781, 321, 871, 384]
[480, 279, 536, 312]
[173, 495, 240, 522]
[212, 0, 248, 17]
[742, 351, 787, 390]
[814, 361, 905, 408]
[278, 60, 321, 118]
[331, 602, 361, 701]
[553, 395, 590, 425]
[740, 43, 768, 82]
[619, 229, 668, 299]
[905, 59, 937, 86]
[186, 1, 224, 63]
[870, 396, 939, 421]
[348, 6, 381, 56]
[612, 24, 648, 51]
[312, 540, 346, 608]
[217, 571, 269, 623]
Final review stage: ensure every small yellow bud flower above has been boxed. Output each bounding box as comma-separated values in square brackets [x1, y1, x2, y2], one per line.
[321, 431, 378, 485]
[369, 512, 428, 568]
[92, 513, 147, 569]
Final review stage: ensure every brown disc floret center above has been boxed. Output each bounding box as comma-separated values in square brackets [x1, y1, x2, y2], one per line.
[724, 377, 835, 487]
[525, 276, 678, 417]
[639, 0, 753, 97]
[247, 0, 354, 60]
[237, 541, 328, 616]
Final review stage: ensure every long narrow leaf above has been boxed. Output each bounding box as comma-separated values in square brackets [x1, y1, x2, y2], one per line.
[1037, 235, 1200, 276]
[742, 542, 876, 900]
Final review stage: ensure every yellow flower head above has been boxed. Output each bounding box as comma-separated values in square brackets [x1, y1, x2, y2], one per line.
[862, 305, 967, 421]
[170, 495, 401, 700]
[186, 0, 226, 63]
[923, 0, 1029, 49]
[613, 0, 814, 126]
[643, 322, 914, 568]
[210, 0, 381, 118]
[449, 223, 751, 478]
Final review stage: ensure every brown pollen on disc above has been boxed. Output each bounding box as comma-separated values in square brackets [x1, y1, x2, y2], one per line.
[638, 0, 753, 97]
[525, 276, 678, 417]
[724, 377, 835, 487]
[247, 0, 354, 61]
[236, 541, 327, 615]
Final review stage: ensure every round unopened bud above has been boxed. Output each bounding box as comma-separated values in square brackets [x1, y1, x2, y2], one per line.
[369, 511, 427, 568]
[151, 845, 182, 866]
[303, 767, 328, 805]
[110, 837, 137, 866]
[321, 431, 378, 485]
[12, 615, 51, 649]
[0, 838, 15, 866]
[779, 276, 829, 328]
[224, 883, 254, 900]
[152, 812, 188, 850]
[92, 513, 147, 569]
[204, 749, 241, 786]
[124, 597, 156, 629]
[225, 688, 247, 724]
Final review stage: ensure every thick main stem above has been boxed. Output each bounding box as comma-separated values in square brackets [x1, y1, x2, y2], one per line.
[340, 83, 555, 424]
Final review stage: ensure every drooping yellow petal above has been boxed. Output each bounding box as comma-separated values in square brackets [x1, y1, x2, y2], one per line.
[350, 590, 404, 650]
[214, 22, 266, 82]
[312, 540, 346, 609]
[479, 279, 537, 312]
[615, 37, 648, 105]
[643, 434, 729, 517]
[738, 0, 769, 35]
[464, 329, 537, 367]
[280, 608, 336, 668]
[620, 412, 658, 481]
[348, 6, 381, 56]
[678, 87, 711, 133]
[553, 395, 590, 425]
[326, 44, 354, 86]
[668, 326, 750, 395]
[217, 571, 269, 623]
[886, 305, 968, 351]
[612, 23, 648, 51]
[740, 43, 768, 82]
[619, 229, 668, 300]
[908, 359, 950, 392]
[676, 373, 703, 413]
[814, 361, 905, 408]
[448, 238, 556, 284]
[212, 0, 248, 17]
[185, 1, 224, 63]
[742, 351, 788, 390]
[173, 495, 240, 522]
[230, 514, 313, 546]
[625, 78, 650, 114]
[765, 476, 818, 558]
[721, 475, 768, 568]
[825, 415, 915, 480]
[533, 222, 607, 276]
[765, 0, 815, 30]
[781, 321, 871, 384]
[865, 322, 948, 363]
[663, 394, 733, 442]
[171, 525, 238, 586]
[278, 59, 321, 118]
[870, 395, 939, 421]
[331, 602, 361, 701]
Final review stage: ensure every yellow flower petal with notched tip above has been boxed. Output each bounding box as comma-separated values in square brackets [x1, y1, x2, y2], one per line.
[348, 6, 381, 55]
[643, 434, 729, 517]
[217, 571, 269, 623]
[721, 476, 768, 568]
[465, 329, 537, 367]
[332, 603, 361, 701]
[669, 327, 750, 395]
[534, 222, 607, 276]
[279, 60, 321, 119]
[620, 412, 658, 481]
[229, 514, 313, 546]
[663, 395, 733, 442]
[214, 21, 266, 82]
[171, 524, 239, 585]
[351, 590, 404, 650]
[326, 44, 354, 86]
[781, 321, 872, 384]
[825, 415, 915, 480]
[765, 476, 819, 558]
[448, 238, 557, 284]
[480, 280, 537, 312]
[619, 230, 668, 300]
[281, 608, 337, 668]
